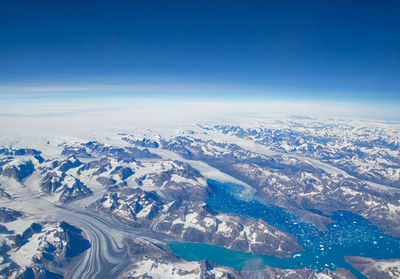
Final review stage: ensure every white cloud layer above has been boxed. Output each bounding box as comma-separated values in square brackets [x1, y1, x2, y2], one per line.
[1, 96, 399, 146]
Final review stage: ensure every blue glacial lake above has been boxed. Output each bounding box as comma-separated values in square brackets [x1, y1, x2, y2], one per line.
[169, 180, 400, 278]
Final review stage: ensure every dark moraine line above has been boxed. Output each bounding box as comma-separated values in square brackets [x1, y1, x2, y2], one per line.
[52, 202, 173, 278]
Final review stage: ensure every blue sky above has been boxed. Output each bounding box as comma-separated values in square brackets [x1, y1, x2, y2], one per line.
[1, 1, 399, 103]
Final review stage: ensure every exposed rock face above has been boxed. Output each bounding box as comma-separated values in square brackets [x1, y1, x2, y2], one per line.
[93, 188, 303, 258]
[123, 146, 161, 159]
[0, 158, 35, 182]
[137, 160, 209, 201]
[37, 156, 93, 202]
[0, 223, 11, 233]
[0, 207, 23, 222]
[0, 153, 93, 203]
[62, 141, 160, 159]
[120, 237, 239, 279]
[120, 258, 239, 279]
[111, 166, 135, 180]
[39, 155, 83, 174]
[76, 156, 139, 188]
[121, 238, 223, 279]
[240, 267, 356, 279]
[40, 172, 92, 203]
[120, 238, 354, 279]
[0, 148, 41, 156]
[57, 155, 82, 172]
[0, 185, 11, 199]
[11, 223, 42, 248]
[59, 221, 91, 258]
[155, 201, 302, 258]
[1, 119, 399, 279]
[214, 121, 400, 188]
[122, 136, 160, 148]
[92, 188, 163, 226]
[346, 256, 400, 279]
[124, 237, 176, 261]
[147, 135, 400, 237]
[61, 146, 92, 158]
[13, 266, 63, 279]
[0, 221, 90, 279]
[0, 149, 44, 183]
[96, 176, 117, 186]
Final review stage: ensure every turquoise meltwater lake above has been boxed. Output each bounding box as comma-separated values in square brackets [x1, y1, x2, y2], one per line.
[169, 180, 400, 279]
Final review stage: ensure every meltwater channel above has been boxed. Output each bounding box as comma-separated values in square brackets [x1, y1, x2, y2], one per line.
[170, 180, 400, 279]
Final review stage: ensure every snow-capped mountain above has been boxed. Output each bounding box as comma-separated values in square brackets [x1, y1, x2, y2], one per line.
[1, 118, 400, 278]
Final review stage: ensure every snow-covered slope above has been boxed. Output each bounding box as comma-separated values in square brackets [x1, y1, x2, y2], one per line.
[1, 117, 400, 278]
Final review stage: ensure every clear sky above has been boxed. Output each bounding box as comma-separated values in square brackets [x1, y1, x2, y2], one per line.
[1, 1, 399, 103]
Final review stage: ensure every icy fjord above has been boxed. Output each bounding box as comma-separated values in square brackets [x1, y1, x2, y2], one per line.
[1, 118, 400, 279]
